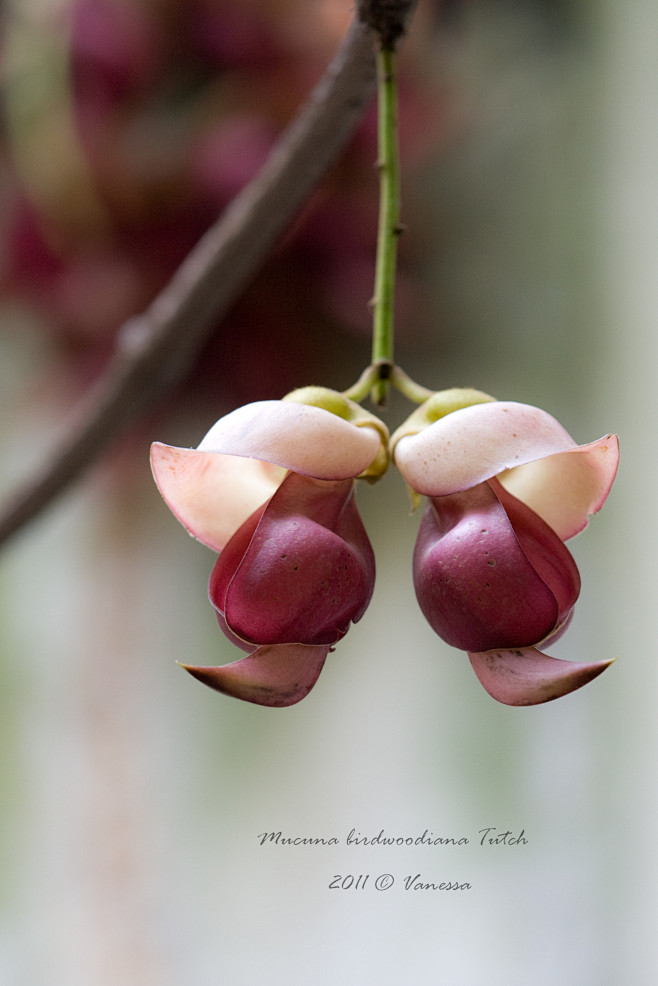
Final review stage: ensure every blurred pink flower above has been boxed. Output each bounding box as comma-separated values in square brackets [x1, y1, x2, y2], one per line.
[151, 397, 387, 706]
[0, 0, 443, 409]
[393, 398, 619, 705]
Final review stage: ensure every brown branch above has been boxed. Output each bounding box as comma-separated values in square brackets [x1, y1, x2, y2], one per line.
[357, 0, 416, 49]
[0, 17, 378, 549]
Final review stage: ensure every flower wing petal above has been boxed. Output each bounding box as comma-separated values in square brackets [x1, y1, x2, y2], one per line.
[179, 643, 330, 707]
[394, 402, 577, 496]
[198, 401, 382, 479]
[498, 434, 619, 540]
[468, 648, 615, 706]
[150, 442, 280, 551]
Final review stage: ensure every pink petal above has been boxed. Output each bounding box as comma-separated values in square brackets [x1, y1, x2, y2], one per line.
[179, 643, 330, 707]
[394, 402, 618, 540]
[498, 434, 620, 540]
[198, 401, 382, 480]
[394, 402, 578, 495]
[150, 442, 281, 551]
[468, 648, 615, 706]
[211, 473, 375, 647]
[151, 402, 383, 550]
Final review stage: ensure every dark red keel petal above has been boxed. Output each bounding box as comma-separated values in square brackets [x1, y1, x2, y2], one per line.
[217, 472, 375, 647]
[468, 648, 615, 706]
[413, 481, 575, 653]
[179, 643, 330, 707]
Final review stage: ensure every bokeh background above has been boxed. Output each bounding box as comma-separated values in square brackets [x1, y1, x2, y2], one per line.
[0, 1, 653, 983]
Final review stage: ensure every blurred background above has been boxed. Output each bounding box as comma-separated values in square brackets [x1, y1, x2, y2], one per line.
[0, 0, 652, 983]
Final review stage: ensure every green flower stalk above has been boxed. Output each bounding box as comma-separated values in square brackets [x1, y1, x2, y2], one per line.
[370, 44, 402, 406]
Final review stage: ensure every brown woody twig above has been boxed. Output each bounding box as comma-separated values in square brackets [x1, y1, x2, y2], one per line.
[0, 16, 379, 549]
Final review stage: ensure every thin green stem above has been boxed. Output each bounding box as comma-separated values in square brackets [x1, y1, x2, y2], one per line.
[370, 44, 401, 406]
[390, 364, 434, 403]
[343, 363, 380, 402]
[343, 358, 393, 402]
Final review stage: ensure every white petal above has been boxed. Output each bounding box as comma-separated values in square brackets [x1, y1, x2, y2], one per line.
[150, 443, 282, 551]
[394, 402, 577, 496]
[198, 401, 382, 479]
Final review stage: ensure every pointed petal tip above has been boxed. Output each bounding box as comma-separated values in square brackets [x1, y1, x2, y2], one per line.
[177, 643, 330, 707]
[468, 648, 615, 706]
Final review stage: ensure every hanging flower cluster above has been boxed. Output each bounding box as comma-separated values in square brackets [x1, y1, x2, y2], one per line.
[151, 385, 618, 708]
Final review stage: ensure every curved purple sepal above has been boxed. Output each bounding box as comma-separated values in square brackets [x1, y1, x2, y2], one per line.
[468, 648, 615, 706]
[179, 643, 330, 707]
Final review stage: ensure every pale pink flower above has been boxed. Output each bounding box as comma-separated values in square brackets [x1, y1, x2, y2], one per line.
[151, 397, 387, 706]
[393, 398, 619, 705]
